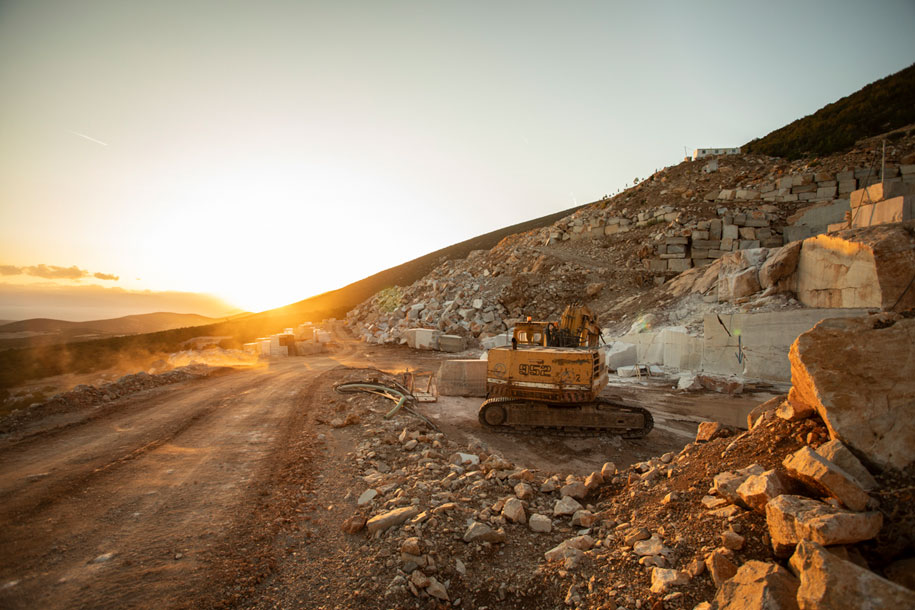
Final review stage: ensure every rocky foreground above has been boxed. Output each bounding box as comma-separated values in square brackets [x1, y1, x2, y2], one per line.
[323, 312, 914, 609]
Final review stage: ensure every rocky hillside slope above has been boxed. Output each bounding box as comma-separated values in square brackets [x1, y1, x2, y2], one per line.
[346, 134, 915, 345]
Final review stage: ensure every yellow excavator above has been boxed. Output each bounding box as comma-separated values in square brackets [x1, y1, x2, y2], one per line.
[479, 305, 653, 437]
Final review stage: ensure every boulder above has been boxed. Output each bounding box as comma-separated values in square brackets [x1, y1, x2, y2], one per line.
[765, 494, 882, 557]
[783, 446, 870, 511]
[790, 539, 915, 609]
[759, 241, 802, 290]
[715, 561, 799, 610]
[719, 267, 761, 302]
[788, 313, 915, 471]
[795, 223, 915, 310]
[815, 439, 878, 492]
[737, 469, 790, 512]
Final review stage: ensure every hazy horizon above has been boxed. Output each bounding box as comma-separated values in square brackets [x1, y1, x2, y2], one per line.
[2, 0, 914, 320]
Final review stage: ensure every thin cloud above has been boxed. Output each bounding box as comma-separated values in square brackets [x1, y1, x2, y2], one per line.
[1, 263, 120, 282]
[66, 129, 109, 147]
[24, 264, 88, 280]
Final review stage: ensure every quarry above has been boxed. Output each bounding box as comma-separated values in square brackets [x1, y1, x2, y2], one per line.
[1, 135, 915, 610]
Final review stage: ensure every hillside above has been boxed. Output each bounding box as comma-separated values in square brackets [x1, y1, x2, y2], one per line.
[0, 312, 218, 335]
[744, 63, 915, 159]
[0, 312, 221, 352]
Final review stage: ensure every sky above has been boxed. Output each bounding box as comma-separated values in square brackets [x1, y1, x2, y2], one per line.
[1, 0, 914, 320]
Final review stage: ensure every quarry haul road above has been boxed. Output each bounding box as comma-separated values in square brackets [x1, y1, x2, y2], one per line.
[0, 343, 367, 609]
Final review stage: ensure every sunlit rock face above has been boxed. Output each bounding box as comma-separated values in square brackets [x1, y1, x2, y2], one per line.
[795, 222, 915, 309]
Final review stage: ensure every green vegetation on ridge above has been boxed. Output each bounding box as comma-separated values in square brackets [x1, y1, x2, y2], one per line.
[744, 63, 915, 159]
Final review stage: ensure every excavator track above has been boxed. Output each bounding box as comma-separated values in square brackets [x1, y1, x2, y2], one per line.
[478, 396, 654, 439]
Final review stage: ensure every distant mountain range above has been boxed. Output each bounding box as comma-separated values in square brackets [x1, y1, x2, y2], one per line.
[0, 312, 220, 350]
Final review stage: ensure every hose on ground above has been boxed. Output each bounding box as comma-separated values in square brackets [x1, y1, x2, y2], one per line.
[333, 381, 439, 430]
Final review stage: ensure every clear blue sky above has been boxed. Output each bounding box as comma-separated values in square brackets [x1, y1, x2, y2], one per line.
[1, 0, 913, 317]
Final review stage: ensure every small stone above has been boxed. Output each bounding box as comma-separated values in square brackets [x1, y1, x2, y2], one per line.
[463, 521, 506, 543]
[702, 495, 729, 509]
[410, 569, 430, 589]
[501, 497, 526, 523]
[341, 515, 367, 534]
[571, 510, 596, 527]
[560, 481, 587, 499]
[706, 548, 738, 587]
[722, 530, 745, 550]
[401, 537, 422, 555]
[554, 495, 583, 516]
[426, 576, 449, 601]
[357, 489, 378, 505]
[634, 534, 668, 557]
[366, 506, 419, 533]
[514, 482, 534, 500]
[584, 471, 603, 490]
[90, 552, 116, 564]
[737, 469, 789, 512]
[601, 462, 618, 478]
[650, 568, 689, 594]
[714, 464, 766, 505]
[529, 513, 552, 533]
[624, 527, 651, 546]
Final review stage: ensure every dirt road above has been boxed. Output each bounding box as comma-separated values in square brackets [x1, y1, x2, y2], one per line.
[0, 333, 772, 609]
[0, 345, 360, 608]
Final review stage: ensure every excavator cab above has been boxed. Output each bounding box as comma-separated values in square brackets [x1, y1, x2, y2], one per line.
[511, 305, 602, 348]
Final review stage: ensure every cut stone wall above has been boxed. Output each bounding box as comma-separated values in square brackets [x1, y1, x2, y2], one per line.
[701, 309, 871, 381]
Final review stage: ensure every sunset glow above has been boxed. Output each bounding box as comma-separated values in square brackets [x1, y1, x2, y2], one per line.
[1, 1, 913, 321]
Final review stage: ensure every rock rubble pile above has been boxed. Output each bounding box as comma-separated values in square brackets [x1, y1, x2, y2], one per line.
[329, 311, 914, 608]
[347, 139, 915, 349]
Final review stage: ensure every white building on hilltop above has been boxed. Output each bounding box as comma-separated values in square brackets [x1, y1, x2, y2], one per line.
[693, 147, 741, 159]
